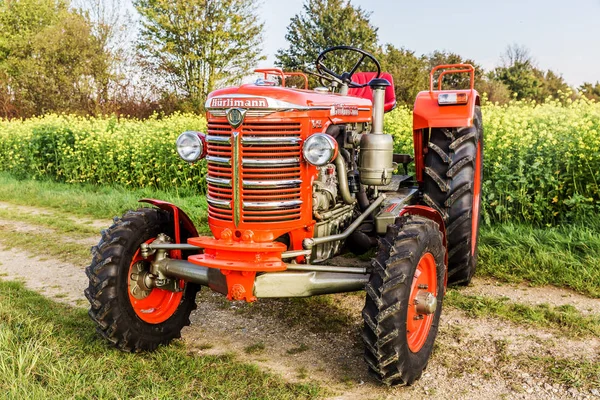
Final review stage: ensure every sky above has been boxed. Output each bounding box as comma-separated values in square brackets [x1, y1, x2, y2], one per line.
[257, 0, 600, 86]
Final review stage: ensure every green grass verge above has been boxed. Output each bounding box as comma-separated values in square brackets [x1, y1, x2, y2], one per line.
[0, 225, 91, 265]
[535, 357, 600, 389]
[0, 280, 321, 399]
[0, 208, 101, 237]
[0, 172, 599, 298]
[446, 290, 600, 337]
[478, 223, 600, 298]
[0, 173, 209, 230]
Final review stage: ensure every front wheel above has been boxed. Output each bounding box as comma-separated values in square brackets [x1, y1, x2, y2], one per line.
[362, 215, 445, 386]
[85, 208, 200, 352]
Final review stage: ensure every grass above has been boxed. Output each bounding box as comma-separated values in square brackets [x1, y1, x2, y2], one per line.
[0, 173, 209, 231]
[0, 225, 91, 266]
[537, 357, 600, 389]
[245, 342, 266, 354]
[0, 172, 598, 299]
[446, 290, 600, 337]
[286, 344, 310, 355]
[478, 223, 600, 298]
[0, 207, 101, 237]
[0, 280, 321, 399]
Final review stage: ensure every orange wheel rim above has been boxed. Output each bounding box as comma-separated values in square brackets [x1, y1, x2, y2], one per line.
[471, 140, 482, 255]
[128, 239, 184, 324]
[407, 252, 437, 353]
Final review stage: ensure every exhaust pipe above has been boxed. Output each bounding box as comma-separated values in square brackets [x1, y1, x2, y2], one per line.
[254, 271, 369, 298]
[155, 258, 369, 298]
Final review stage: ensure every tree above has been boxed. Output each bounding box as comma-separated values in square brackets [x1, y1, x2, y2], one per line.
[534, 69, 573, 102]
[426, 50, 484, 90]
[491, 44, 543, 101]
[378, 44, 428, 106]
[135, 0, 264, 110]
[276, 0, 378, 86]
[0, 0, 110, 117]
[579, 82, 600, 101]
[477, 76, 511, 105]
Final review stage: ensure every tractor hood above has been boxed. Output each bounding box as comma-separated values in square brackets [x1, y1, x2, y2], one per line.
[205, 83, 373, 114]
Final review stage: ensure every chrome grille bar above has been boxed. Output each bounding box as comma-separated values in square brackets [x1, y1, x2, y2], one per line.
[243, 200, 303, 210]
[242, 158, 299, 166]
[206, 156, 231, 166]
[207, 177, 232, 187]
[206, 135, 231, 144]
[243, 179, 302, 189]
[207, 196, 231, 209]
[241, 136, 301, 145]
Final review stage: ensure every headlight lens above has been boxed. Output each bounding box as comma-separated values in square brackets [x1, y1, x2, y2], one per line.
[176, 131, 205, 162]
[302, 134, 338, 166]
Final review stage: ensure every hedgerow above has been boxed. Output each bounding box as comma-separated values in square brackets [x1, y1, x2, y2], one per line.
[0, 99, 599, 225]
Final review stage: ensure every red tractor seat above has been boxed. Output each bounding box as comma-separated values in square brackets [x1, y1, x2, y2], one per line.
[348, 72, 397, 113]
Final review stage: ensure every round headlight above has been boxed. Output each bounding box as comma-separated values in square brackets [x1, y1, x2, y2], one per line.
[302, 134, 338, 166]
[176, 131, 205, 162]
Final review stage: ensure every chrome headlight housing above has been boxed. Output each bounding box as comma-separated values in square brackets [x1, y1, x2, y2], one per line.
[302, 134, 338, 166]
[176, 131, 206, 162]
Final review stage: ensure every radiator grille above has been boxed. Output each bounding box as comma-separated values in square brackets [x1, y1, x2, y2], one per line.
[206, 120, 303, 224]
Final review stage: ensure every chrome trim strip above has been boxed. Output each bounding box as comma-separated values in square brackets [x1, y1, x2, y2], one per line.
[243, 200, 303, 210]
[206, 176, 231, 187]
[206, 156, 231, 166]
[207, 196, 231, 209]
[210, 109, 277, 118]
[206, 135, 230, 144]
[243, 179, 302, 188]
[206, 94, 334, 112]
[232, 131, 241, 227]
[242, 158, 300, 166]
[241, 136, 301, 145]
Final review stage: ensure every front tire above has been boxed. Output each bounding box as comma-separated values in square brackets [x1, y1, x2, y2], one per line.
[85, 208, 200, 352]
[362, 215, 445, 386]
[422, 106, 483, 285]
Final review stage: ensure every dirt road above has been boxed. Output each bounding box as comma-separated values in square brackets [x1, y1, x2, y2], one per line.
[0, 203, 598, 399]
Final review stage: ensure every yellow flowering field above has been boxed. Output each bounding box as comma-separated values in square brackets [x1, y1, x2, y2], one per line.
[0, 99, 598, 225]
[388, 99, 600, 224]
[0, 113, 207, 191]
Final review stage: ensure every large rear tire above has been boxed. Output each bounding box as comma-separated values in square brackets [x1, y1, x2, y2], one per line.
[85, 208, 200, 352]
[362, 215, 445, 386]
[422, 106, 483, 285]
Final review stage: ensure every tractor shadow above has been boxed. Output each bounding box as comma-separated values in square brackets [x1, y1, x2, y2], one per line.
[189, 289, 383, 387]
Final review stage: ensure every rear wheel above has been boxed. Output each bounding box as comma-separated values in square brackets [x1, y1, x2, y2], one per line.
[85, 208, 200, 352]
[422, 106, 483, 285]
[362, 215, 445, 386]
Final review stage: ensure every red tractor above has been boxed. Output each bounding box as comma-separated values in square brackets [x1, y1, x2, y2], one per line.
[86, 46, 483, 386]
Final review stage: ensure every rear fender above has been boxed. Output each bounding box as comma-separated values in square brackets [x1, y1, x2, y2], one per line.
[399, 205, 448, 288]
[139, 198, 199, 259]
[413, 63, 480, 183]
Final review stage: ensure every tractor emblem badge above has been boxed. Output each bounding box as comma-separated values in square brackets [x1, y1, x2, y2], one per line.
[226, 108, 246, 128]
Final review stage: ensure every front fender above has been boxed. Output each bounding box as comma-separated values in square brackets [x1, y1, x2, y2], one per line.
[139, 198, 199, 252]
[399, 205, 448, 289]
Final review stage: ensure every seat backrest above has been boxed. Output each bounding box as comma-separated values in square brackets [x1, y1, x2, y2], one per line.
[348, 72, 397, 113]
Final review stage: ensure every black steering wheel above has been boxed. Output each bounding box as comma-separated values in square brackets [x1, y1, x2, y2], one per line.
[315, 45, 381, 88]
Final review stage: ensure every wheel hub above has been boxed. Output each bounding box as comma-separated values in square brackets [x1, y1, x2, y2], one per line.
[129, 261, 154, 299]
[414, 291, 437, 315]
[406, 252, 438, 353]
